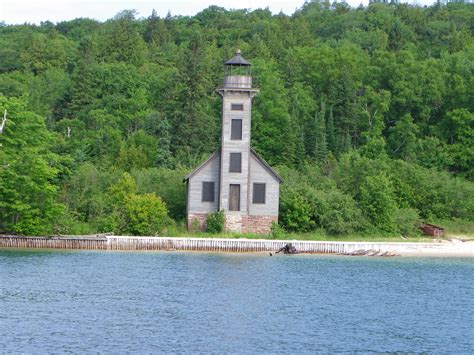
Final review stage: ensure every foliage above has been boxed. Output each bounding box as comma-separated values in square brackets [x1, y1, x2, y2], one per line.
[278, 165, 363, 234]
[206, 210, 225, 234]
[359, 174, 398, 232]
[0, 95, 63, 235]
[0, 3, 473, 235]
[394, 208, 421, 237]
[270, 222, 288, 239]
[123, 193, 170, 236]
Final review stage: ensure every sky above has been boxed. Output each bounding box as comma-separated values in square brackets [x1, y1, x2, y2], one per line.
[1, 0, 436, 25]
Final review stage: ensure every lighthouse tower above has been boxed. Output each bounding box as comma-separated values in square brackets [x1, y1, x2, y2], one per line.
[184, 50, 281, 233]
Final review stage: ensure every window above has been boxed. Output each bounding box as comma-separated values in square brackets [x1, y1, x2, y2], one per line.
[202, 181, 215, 202]
[231, 119, 242, 140]
[253, 183, 266, 204]
[229, 153, 242, 173]
[229, 184, 240, 211]
[231, 103, 244, 111]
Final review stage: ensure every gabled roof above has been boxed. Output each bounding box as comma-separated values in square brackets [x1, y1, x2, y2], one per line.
[250, 148, 283, 183]
[225, 49, 251, 66]
[183, 148, 282, 183]
[183, 151, 219, 181]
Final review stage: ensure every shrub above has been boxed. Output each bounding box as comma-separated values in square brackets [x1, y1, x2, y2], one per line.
[394, 208, 422, 237]
[270, 222, 287, 239]
[132, 167, 187, 220]
[359, 174, 397, 232]
[206, 210, 225, 233]
[123, 193, 170, 236]
[316, 190, 363, 235]
[278, 165, 363, 234]
[279, 187, 316, 232]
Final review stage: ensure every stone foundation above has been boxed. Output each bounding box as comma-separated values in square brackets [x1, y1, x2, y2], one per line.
[243, 215, 278, 234]
[225, 214, 243, 233]
[187, 213, 208, 231]
[187, 213, 277, 234]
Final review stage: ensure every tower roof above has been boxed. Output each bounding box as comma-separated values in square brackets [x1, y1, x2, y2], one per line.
[225, 49, 251, 66]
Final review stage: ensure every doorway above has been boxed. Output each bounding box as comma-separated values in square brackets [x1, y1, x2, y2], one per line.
[229, 184, 240, 211]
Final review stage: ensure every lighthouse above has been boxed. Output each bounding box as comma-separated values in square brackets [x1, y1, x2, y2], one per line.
[184, 50, 281, 233]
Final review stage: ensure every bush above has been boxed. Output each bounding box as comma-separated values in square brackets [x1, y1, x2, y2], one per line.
[315, 190, 363, 235]
[132, 167, 187, 220]
[271, 222, 287, 239]
[206, 210, 225, 233]
[359, 174, 397, 232]
[123, 193, 170, 236]
[278, 165, 363, 234]
[394, 208, 422, 237]
[279, 187, 316, 232]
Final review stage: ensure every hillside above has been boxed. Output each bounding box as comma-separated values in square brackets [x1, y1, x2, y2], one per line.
[0, 2, 473, 236]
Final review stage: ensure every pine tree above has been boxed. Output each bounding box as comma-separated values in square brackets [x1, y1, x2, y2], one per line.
[312, 101, 327, 162]
[327, 105, 336, 154]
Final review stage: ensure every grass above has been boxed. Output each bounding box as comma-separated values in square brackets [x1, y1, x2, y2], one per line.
[163, 225, 437, 243]
[430, 219, 474, 238]
[160, 217, 474, 242]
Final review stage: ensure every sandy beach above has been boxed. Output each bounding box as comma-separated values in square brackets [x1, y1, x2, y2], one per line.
[392, 239, 474, 257]
[1, 235, 473, 257]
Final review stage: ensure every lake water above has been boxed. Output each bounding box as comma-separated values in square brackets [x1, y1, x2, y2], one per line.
[0, 249, 473, 353]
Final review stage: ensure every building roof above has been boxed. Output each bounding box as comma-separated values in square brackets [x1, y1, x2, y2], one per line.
[183, 148, 282, 183]
[225, 49, 251, 66]
[250, 148, 283, 182]
[183, 151, 219, 181]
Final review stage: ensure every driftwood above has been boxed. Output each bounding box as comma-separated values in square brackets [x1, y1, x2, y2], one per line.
[343, 249, 399, 257]
[276, 243, 298, 254]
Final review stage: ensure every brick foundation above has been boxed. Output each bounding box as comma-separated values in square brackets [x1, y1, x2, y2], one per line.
[187, 213, 278, 234]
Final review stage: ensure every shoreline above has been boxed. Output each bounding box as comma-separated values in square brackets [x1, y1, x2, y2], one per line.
[0, 235, 473, 257]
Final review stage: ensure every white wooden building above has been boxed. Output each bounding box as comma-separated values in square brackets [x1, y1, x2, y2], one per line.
[184, 50, 281, 233]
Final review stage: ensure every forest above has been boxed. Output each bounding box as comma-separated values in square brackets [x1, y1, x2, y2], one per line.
[0, 1, 473, 237]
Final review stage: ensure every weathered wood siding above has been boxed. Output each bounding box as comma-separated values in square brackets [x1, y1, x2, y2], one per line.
[249, 154, 279, 216]
[219, 91, 253, 215]
[188, 155, 220, 214]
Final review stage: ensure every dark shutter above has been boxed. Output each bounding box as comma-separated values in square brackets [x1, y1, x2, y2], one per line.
[229, 184, 240, 211]
[229, 153, 241, 172]
[231, 119, 242, 140]
[253, 183, 266, 204]
[231, 103, 244, 111]
[202, 181, 215, 202]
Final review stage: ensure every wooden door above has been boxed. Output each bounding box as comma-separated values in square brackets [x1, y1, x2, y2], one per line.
[229, 184, 240, 211]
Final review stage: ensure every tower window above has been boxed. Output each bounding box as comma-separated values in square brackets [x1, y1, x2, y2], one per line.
[202, 181, 215, 202]
[229, 153, 241, 173]
[253, 183, 266, 204]
[231, 103, 244, 111]
[231, 119, 242, 140]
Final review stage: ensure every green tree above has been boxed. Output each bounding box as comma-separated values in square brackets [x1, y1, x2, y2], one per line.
[124, 193, 170, 235]
[388, 113, 419, 161]
[0, 95, 63, 234]
[442, 109, 474, 178]
[359, 174, 397, 232]
[98, 10, 147, 67]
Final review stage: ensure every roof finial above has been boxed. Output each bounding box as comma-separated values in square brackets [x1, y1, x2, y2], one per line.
[236, 48, 241, 55]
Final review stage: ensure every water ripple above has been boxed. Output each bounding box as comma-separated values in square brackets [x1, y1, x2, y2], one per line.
[0, 250, 473, 353]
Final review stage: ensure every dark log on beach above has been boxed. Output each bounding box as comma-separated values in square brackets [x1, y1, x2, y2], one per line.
[276, 243, 298, 254]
